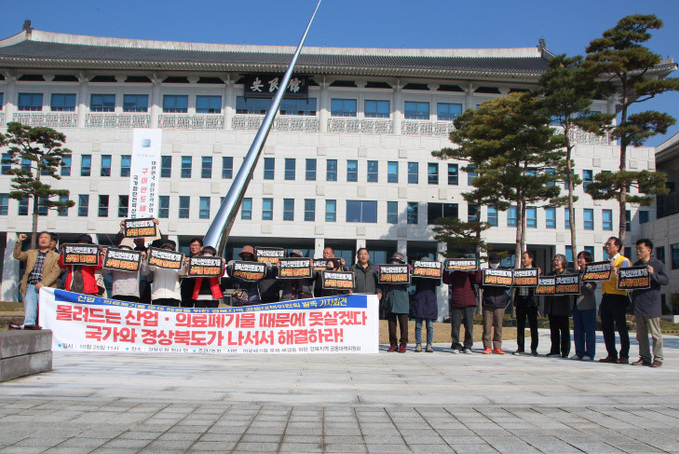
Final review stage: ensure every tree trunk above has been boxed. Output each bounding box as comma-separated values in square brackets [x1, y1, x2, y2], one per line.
[619, 192, 627, 246]
[618, 87, 629, 246]
[567, 145, 577, 262]
[30, 196, 38, 250]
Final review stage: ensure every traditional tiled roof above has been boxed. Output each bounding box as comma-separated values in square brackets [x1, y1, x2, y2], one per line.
[0, 29, 552, 82]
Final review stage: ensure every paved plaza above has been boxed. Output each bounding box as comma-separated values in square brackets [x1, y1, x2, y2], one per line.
[1, 329, 679, 453]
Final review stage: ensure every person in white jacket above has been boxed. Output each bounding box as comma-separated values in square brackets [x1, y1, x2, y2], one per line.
[140, 240, 186, 307]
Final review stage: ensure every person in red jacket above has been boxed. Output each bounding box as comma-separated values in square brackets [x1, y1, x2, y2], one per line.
[443, 257, 482, 354]
[59, 234, 103, 295]
[190, 246, 225, 308]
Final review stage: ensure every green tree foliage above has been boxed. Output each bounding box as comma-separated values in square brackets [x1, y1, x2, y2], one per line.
[2, 122, 75, 249]
[584, 14, 679, 242]
[535, 54, 615, 256]
[433, 93, 567, 266]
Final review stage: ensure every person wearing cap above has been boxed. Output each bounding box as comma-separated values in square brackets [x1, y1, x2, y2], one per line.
[101, 238, 148, 303]
[190, 246, 226, 308]
[410, 257, 442, 353]
[382, 252, 410, 353]
[181, 237, 204, 308]
[59, 234, 103, 296]
[481, 252, 510, 355]
[141, 239, 185, 307]
[444, 256, 482, 354]
[226, 245, 267, 305]
[281, 249, 316, 301]
[11, 231, 61, 330]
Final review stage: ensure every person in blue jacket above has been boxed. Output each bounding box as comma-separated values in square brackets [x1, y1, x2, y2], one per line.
[409, 257, 440, 352]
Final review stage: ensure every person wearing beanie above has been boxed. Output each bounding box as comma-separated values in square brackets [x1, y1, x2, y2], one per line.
[410, 257, 442, 353]
[382, 252, 410, 353]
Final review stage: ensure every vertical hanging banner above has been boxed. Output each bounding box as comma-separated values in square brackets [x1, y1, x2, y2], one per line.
[128, 129, 162, 219]
[39, 288, 379, 354]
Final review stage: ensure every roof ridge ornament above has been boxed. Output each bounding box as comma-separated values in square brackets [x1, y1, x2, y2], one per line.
[23, 19, 33, 37]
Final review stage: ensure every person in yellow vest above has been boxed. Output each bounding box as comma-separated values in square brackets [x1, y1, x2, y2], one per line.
[599, 237, 632, 364]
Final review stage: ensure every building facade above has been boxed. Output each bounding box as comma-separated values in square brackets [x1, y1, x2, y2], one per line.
[1, 25, 675, 315]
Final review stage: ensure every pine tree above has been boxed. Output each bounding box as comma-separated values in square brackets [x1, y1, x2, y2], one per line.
[3, 122, 75, 249]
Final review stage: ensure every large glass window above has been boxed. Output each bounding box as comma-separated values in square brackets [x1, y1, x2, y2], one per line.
[100, 155, 111, 177]
[0, 194, 8, 216]
[0, 93, 3, 110]
[280, 98, 316, 116]
[123, 94, 148, 113]
[199, 197, 210, 219]
[626, 209, 631, 232]
[487, 206, 498, 227]
[602, 209, 612, 230]
[196, 95, 222, 114]
[326, 159, 337, 181]
[545, 207, 556, 229]
[655, 246, 665, 264]
[158, 196, 169, 218]
[283, 199, 295, 221]
[50, 93, 76, 112]
[387, 162, 398, 183]
[427, 203, 458, 224]
[331, 99, 357, 117]
[387, 201, 398, 224]
[584, 208, 594, 230]
[98, 195, 109, 217]
[304, 199, 315, 222]
[367, 161, 378, 183]
[235, 97, 270, 114]
[78, 194, 89, 217]
[346, 200, 378, 223]
[565, 207, 571, 229]
[468, 205, 478, 223]
[526, 207, 537, 228]
[325, 200, 336, 222]
[201, 156, 212, 179]
[437, 103, 462, 121]
[404, 101, 429, 120]
[18, 93, 43, 111]
[57, 195, 69, 217]
[90, 94, 115, 112]
[241, 198, 252, 220]
[408, 162, 418, 184]
[347, 160, 358, 182]
[81, 155, 91, 177]
[263, 158, 275, 180]
[181, 156, 192, 178]
[364, 100, 390, 118]
[639, 210, 649, 224]
[163, 95, 188, 113]
[428, 163, 439, 185]
[222, 157, 233, 179]
[671, 243, 679, 270]
[262, 198, 273, 221]
[407, 202, 418, 225]
[60, 156, 71, 176]
[161, 156, 172, 178]
[2, 153, 11, 175]
[284, 158, 296, 180]
[508, 206, 517, 227]
[118, 195, 129, 218]
[306, 159, 317, 181]
[120, 155, 131, 177]
[582, 169, 593, 191]
[448, 164, 459, 185]
[18, 199, 28, 216]
[179, 196, 190, 219]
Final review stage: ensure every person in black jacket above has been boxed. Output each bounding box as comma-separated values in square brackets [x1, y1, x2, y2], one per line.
[544, 254, 572, 358]
[514, 251, 540, 356]
[481, 253, 510, 354]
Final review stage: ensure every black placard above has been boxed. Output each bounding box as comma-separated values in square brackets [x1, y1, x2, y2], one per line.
[378, 264, 410, 285]
[482, 269, 513, 286]
[103, 248, 142, 272]
[123, 218, 158, 238]
[277, 258, 313, 279]
[582, 261, 612, 281]
[231, 261, 266, 282]
[255, 247, 285, 265]
[535, 276, 556, 295]
[61, 244, 99, 266]
[147, 247, 184, 270]
[555, 274, 580, 295]
[411, 261, 443, 279]
[188, 256, 224, 277]
[322, 271, 355, 290]
[617, 266, 651, 290]
[512, 268, 539, 287]
[446, 258, 477, 271]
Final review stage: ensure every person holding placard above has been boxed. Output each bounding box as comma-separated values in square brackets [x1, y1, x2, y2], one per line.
[599, 237, 632, 364]
[104, 238, 147, 303]
[410, 257, 441, 353]
[572, 251, 597, 361]
[444, 256, 481, 354]
[544, 254, 572, 358]
[190, 246, 226, 308]
[351, 248, 382, 300]
[59, 234, 103, 296]
[226, 245, 268, 306]
[280, 250, 316, 301]
[181, 237, 203, 308]
[481, 253, 510, 355]
[514, 251, 539, 356]
[141, 239, 185, 307]
[382, 252, 410, 353]
[631, 239, 669, 368]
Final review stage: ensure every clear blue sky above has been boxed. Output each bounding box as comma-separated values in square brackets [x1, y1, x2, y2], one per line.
[2, 0, 678, 147]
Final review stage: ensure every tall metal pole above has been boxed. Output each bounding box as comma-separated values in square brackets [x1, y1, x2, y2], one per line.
[203, 0, 323, 254]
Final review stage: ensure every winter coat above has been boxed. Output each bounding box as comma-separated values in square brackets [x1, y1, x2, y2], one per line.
[444, 269, 481, 309]
[351, 262, 381, 295]
[14, 244, 61, 295]
[543, 270, 572, 317]
[409, 277, 440, 320]
[384, 284, 409, 314]
[141, 260, 185, 301]
[59, 254, 103, 295]
[481, 267, 510, 309]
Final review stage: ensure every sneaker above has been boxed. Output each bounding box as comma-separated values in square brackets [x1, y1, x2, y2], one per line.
[631, 358, 650, 366]
[414, 344, 422, 353]
[582, 356, 593, 361]
[546, 352, 560, 357]
[451, 348, 460, 354]
[398, 345, 406, 353]
[513, 350, 524, 356]
[561, 354, 569, 359]
[599, 356, 617, 363]
[492, 348, 505, 355]
[8, 323, 23, 330]
[482, 348, 492, 354]
[617, 357, 629, 364]
[425, 344, 434, 353]
[23, 324, 42, 330]
[464, 348, 472, 354]
[650, 360, 662, 368]
[531, 350, 538, 357]
[387, 345, 398, 352]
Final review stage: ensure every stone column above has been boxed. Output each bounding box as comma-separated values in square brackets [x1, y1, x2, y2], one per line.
[77, 73, 89, 128]
[314, 238, 325, 259]
[224, 78, 235, 131]
[2, 71, 17, 122]
[393, 83, 402, 135]
[150, 73, 162, 129]
[318, 80, 329, 133]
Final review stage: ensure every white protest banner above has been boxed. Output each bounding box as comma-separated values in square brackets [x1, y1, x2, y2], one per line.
[39, 288, 379, 354]
[128, 129, 161, 219]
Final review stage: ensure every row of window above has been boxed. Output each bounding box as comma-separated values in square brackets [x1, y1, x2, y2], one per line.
[501, 207, 647, 230]
[0, 92, 464, 120]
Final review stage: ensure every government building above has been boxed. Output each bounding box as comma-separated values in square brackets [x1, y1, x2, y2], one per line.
[1, 22, 676, 312]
